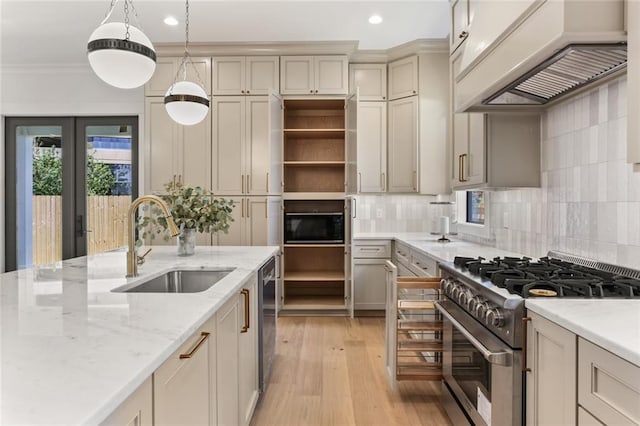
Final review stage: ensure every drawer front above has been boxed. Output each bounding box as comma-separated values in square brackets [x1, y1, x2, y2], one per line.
[578, 338, 640, 426]
[409, 250, 438, 277]
[353, 240, 391, 258]
[393, 242, 411, 267]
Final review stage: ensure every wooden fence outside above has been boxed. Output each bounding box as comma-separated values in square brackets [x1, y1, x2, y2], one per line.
[32, 195, 131, 265]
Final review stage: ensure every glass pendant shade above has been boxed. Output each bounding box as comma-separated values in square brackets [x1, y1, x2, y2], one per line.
[164, 80, 210, 125]
[87, 22, 156, 89]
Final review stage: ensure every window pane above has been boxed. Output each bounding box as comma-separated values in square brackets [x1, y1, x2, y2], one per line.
[466, 191, 485, 224]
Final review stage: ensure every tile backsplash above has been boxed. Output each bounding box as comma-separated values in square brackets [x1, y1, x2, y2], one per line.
[354, 75, 640, 270]
[464, 75, 640, 269]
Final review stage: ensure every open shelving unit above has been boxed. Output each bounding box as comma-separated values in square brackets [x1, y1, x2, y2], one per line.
[281, 99, 348, 314]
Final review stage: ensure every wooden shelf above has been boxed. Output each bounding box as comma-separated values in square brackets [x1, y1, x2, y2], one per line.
[284, 161, 345, 166]
[284, 271, 345, 282]
[283, 192, 345, 200]
[397, 320, 443, 332]
[398, 300, 436, 310]
[282, 295, 345, 310]
[284, 128, 345, 133]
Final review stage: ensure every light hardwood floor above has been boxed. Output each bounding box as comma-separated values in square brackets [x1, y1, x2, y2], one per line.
[251, 317, 452, 426]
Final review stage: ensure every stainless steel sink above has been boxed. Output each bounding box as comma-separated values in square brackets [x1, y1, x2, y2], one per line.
[114, 269, 235, 293]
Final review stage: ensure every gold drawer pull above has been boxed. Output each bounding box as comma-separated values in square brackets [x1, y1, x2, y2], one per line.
[241, 288, 250, 333]
[179, 332, 210, 359]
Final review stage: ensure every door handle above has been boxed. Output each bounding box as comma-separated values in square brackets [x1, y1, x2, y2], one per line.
[460, 154, 468, 182]
[246, 198, 250, 218]
[266, 172, 269, 193]
[179, 332, 210, 359]
[352, 198, 357, 219]
[242, 174, 245, 194]
[247, 174, 250, 194]
[358, 172, 362, 193]
[522, 317, 532, 372]
[241, 288, 250, 333]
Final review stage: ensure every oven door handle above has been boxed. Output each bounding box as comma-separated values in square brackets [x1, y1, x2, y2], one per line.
[436, 302, 512, 367]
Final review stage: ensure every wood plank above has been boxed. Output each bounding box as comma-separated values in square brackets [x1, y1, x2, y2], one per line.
[398, 300, 436, 310]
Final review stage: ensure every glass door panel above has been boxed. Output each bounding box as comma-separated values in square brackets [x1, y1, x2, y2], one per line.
[14, 125, 64, 269]
[82, 124, 134, 255]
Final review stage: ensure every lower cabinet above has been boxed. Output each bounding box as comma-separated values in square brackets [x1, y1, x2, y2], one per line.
[154, 317, 215, 426]
[217, 275, 259, 426]
[353, 259, 387, 311]
[525, 312, 577, 426]
[101, 377, 153, 426]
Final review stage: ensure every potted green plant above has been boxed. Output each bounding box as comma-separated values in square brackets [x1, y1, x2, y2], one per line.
[137, 181, 234, 256]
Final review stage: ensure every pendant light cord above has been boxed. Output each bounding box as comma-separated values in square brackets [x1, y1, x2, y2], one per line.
[169, 0, 206, 94]
[100, 0, 145, 36]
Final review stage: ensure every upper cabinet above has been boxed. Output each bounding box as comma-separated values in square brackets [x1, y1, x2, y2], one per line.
[388, 56, 418, 101]
[349, 63, 387, 101]
[450, 0, 469, 54]
[280, 55, 348, 95]
[212, 56, 279, 96]
[628, 0, 640, 164]
[145, 56, 212, 96]
[388, 97, 419, 193]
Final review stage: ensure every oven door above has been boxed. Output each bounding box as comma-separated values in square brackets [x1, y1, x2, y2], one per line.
[436, 300, 522, 426]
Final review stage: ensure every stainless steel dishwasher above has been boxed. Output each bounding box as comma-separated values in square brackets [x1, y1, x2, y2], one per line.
[258, 257, 277, 394]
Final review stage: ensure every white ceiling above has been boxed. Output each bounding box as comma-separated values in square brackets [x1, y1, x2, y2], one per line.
[0, 1, 450, 66]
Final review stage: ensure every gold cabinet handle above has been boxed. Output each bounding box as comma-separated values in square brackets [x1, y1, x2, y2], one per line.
[265, 198, 268, 218]
[266, 172, 269, 193]
[246, 174, 250, 194]
[242, 174, 245, 194]
[246, 198, 250, 218]
[460, 153, 468, 182]
[179, 332, 210, 359]
[458, 155, 463, 182]
[382, 172, 386, 191]
[241, 288, 250, 333]
[358, 172, 362, 193]
[459, 31, 468, 39]
[522, 317, 532, 372]
[241, 198, 245, 218]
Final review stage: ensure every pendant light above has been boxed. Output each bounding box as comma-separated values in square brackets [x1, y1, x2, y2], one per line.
[164, 0, 210, 126]
[87, 0, 156, 89]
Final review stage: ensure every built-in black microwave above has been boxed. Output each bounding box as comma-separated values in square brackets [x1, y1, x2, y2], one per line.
[284, 212, 344, 244]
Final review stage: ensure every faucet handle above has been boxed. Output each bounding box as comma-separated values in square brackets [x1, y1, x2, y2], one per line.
[136, 248, 152, 265]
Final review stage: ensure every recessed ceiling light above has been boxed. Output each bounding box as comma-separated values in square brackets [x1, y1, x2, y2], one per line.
[368, 15, 383, 25]
[164, 16, 179, 26]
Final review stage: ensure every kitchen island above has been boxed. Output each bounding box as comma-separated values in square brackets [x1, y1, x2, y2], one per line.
[0, 246, 278, 425]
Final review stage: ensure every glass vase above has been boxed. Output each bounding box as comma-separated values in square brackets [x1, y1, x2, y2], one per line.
[177, 228, 196, 256]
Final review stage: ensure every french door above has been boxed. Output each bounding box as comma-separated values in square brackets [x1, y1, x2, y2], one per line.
[5, 116, 138, 271]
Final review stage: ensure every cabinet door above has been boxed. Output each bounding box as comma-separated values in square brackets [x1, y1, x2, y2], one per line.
[357, 102, 387, 193]
[345, 91, 359, 194]
[526, 312, 577, 426]
[349, 63, 387, 101]
[146, 57, 212, 96]
[628, 0, 640, 164]
[246, 198, 268, 246]
[450, 0, 469, 53]
[216, 196, 245, 246]
[213, 56, 245, 95]
[154, 327, 211, 426]
[388, 56, 418, 100]
[280, 56, 315, 95]
[314, 56, 348, 95]
[101, 377, 152, 426]
[268, 93, 283, 195]
[179, 102, 212, 190]
[216, 295, 240, 426]
[353, 259, 387, 310]
[388, 97, 418, 193]
[146, 97, 179, 194]
[238, 277, 259, 426]
[245, 97, 270, 195]
[212, 97, 245, 195]
[384, 261, 398, 390]
[246, 57, 279, 95]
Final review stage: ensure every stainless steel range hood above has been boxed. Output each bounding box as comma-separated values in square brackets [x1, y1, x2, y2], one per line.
[483, 44, 627, 106]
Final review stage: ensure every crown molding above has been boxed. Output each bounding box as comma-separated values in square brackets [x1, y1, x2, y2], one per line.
[155, 40, 360, 57]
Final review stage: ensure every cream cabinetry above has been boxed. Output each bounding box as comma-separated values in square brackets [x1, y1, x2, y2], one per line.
[216, 197, 282, 247]
[211, 95, 282, 196]
[212, 56, 279, 95]
[280, 56, 348, 95]
[388, 97, 419, 193]
[628, 0, 640, 164]
[216, 276, 258, 426]
[154, 317, 215, 426]
[578, 338, 640, 426]
[352, 240, 391, 313]
[349, 64, 387, 101]
[145, 97, 212, 193]
[388, 56, 418, 101]
[145, 56, 212, 96]
[100, 377, 152, 426]
[525, 312, 577, 426]
[450, 0, 469, 54]
[356, 102, 387, 193]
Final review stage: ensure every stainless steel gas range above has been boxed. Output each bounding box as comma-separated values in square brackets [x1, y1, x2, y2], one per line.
[435, 251, 640, 426]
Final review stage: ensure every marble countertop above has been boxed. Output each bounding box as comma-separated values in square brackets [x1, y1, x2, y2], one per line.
[354, 232, 640, 366]
[526, 299, 640, 367]
[0, 246, 278, 425]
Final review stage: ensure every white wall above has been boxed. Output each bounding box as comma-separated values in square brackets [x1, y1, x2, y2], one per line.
[0, 64, 145, 271]
[458, 75, 640, 270]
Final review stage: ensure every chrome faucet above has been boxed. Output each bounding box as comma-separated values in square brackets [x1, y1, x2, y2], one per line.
[127, 195, 180, 277]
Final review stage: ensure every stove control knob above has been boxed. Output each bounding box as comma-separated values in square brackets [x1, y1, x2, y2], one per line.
[457, 289, 471, 306]
[475, 301, 490, 319]
[442, 278, 455, 295]
[467, 296, 484, 313]
[485, 308, 505, 328]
